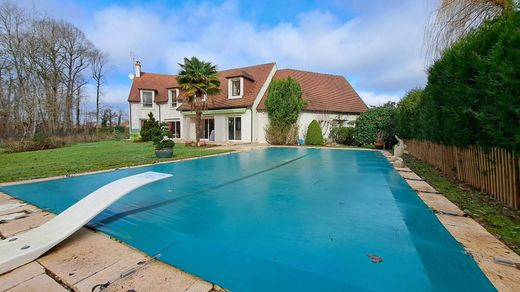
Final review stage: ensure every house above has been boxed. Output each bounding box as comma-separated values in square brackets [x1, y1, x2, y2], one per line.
[127, 61, 367, 143]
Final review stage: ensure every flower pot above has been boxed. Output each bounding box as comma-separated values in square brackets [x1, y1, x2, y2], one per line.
[373, 141, 384, 149]
[155, 148, 173, 158]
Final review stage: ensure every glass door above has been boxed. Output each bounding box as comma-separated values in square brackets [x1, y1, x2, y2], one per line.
[203, 118, 215, 139]
[228, 117, 241, 140]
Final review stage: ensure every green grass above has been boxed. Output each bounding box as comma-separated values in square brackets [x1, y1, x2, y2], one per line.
[0, 140, 231, 183]
[404, 154, 520, 254]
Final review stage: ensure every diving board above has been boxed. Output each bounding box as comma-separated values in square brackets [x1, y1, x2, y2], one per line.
[0, 171, 172, 275]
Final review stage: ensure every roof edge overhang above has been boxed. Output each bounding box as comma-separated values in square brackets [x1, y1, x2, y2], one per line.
[256, 108, 363, 115]
[181, 108, 247, 117]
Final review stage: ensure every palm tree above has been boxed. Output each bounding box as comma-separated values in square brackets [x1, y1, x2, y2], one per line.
[426, 0, 517, 58]
[176, 57, 221, 145]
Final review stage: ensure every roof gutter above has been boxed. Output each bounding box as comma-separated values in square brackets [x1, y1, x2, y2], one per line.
[181, 108, 247, 117]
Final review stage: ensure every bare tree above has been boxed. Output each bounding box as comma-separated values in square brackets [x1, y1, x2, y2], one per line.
[426, 0, 517, 58]
[90, 49, 109, 130]
[59, 21, 92, 132]
[0, 1, 110, 140]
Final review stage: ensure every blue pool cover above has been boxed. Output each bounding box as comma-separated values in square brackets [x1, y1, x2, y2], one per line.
[0, 148, 495, 291]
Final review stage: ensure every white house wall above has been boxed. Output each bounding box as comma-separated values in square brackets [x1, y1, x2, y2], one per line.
[255, 111, 269, 144]
[255, 111, 359, 144]
[129, 102, 186, 142]
[183, 109, 253, 143]
[131, 101, 360, 144]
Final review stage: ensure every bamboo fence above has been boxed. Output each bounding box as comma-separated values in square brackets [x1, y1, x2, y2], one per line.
[404, 140, 520, 209]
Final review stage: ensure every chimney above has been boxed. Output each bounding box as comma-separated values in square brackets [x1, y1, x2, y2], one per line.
[134, 60, 141, 78]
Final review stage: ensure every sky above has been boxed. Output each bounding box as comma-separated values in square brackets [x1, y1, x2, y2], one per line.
[16, 0, 438, 111]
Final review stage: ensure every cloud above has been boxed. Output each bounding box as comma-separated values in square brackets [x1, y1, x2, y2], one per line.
[83, 83, 130, 111]
[16, 0, 433, 109]
[358, 91, 400, 107]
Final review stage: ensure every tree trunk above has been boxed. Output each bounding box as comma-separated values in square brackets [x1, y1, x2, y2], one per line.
[95, 82, 100, 135]
[75, 86, 81, 131]
[194, 94, 204, 145]
[195, 111, 202, 144]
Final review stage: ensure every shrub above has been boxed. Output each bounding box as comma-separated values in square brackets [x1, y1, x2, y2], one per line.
[265, 77, 305, 126]
[114, 125, 126, 133]
[353, 103, 397, 147]
[1, 131, 126, 153]
[151, 124, 172, 143]
[329, 126, 355, 145]
[305, 120, 324, 145]
[2, 134, 65, 153]
[264, 77, 306, 144]
[140, 112, 161, 142]
[265, 123, 299, 145]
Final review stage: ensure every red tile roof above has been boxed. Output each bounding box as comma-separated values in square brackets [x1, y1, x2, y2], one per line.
[128, 63, 276, 110]
[128, 64, 367, 114]
[257, 69, 367, 114]
[127, 72, 183, 103]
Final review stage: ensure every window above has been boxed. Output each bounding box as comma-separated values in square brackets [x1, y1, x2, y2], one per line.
[228, 117, 241, 140]
[141, 90, 153, 108]
[168, 120, 181, 138]
[169, 89, 180, 108]
[231, 79, 240, 96]
[203, 118, 215, 139]
[228, 78, 242, 99]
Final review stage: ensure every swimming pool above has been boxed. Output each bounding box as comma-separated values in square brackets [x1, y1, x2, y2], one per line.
[0, 148, 494, 291]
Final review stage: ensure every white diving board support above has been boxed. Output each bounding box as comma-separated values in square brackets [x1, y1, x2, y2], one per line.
[0, 171, 172, 275]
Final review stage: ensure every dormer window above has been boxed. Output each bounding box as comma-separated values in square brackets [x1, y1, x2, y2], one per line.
[169, 88, 180, 108]
[141, 90, 154, 108]
[231, 79, 240, 96]
[228, 78, 243, 99]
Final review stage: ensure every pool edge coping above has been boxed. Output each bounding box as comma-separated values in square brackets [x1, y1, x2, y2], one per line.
[381, 150, 520, 291]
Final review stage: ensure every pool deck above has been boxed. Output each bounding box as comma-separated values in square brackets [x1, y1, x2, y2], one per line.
[0, 145, 518, 291]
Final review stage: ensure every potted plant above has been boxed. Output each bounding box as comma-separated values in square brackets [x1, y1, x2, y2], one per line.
[153, 124, 175, 158]
[373, 132, 385, 149]
[154, 135, 175, 158]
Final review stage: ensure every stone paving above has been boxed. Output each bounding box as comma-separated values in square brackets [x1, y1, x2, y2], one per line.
[0, 194, 217, 292]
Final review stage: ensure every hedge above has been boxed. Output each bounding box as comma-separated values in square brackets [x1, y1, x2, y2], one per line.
[396, 12, 520, 153]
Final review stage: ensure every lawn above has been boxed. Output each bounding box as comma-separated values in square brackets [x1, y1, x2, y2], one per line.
[404, 154, 520, 254]
[0, 140, 231, 183]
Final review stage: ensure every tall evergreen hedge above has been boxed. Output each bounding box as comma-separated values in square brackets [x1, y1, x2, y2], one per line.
[396, 12, 520, 153]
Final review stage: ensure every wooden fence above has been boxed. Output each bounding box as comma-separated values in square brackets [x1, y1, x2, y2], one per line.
[404, 140, 520, 209]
